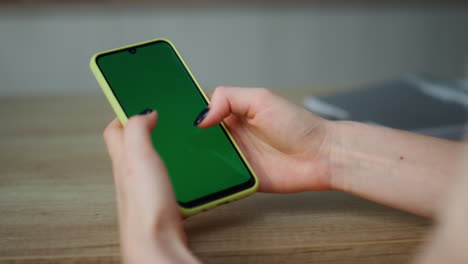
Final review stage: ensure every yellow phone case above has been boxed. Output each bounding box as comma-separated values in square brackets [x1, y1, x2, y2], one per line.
[90, 38, 258, 217]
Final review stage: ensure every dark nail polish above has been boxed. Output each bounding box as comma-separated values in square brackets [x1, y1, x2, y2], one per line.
[139, 108, 154, 115]
[193, 108, 209, 126]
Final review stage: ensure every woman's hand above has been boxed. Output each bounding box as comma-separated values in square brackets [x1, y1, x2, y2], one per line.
[103, 111, 199, 264]
[196, 86, 333, 193]
[196, 86, 464, 218]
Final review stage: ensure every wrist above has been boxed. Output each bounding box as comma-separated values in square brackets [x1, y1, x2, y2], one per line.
[119, 208, 196, 263]
[325, 120, 404, 193]
[306, 119, 346, 192]
[152, 234, 197, 264]
[121, 225, 197, 264]
[325, 120, 360, 193]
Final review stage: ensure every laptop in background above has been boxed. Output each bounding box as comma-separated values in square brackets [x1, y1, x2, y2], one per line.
[304, 75, 468, 140]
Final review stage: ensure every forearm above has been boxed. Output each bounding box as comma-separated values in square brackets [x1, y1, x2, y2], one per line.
[328, 121, 464, 218]
[414, 148, 468, 263]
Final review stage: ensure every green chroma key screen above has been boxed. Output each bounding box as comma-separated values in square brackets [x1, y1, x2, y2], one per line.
[96, 40, 254, 207]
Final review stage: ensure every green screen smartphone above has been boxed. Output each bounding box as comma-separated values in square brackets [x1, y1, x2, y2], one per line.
[90, 39, 258, 217]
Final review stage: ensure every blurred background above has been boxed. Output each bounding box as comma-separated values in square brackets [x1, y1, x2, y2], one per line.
[1, 3, 467, 97]
[0, 3, 467, 262]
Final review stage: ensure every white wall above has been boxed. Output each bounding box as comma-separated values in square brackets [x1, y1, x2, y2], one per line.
[0, 6, 467, 96]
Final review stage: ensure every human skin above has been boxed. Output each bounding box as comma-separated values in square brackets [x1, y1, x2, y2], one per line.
[102, 86, 465, 263]
[103, 113, 200, 264]
[413, 147, 468, 264]
[198, 87, 464, 217]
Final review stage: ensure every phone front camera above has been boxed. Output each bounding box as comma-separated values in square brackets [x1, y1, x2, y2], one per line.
[128, 48, 137, 54]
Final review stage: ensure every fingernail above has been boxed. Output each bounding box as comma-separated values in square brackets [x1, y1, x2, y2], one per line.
[193, 108, 209, 126]
[139, 108, 154, 115]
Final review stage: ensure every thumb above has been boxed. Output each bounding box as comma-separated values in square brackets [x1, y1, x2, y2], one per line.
[195, 86, 274, 128]
[124, 109, 159, 158]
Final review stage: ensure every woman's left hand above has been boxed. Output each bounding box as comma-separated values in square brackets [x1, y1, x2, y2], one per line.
[103, 110, 199, 264]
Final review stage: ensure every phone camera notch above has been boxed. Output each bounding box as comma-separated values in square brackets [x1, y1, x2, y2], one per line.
[128, 48, 137, 54]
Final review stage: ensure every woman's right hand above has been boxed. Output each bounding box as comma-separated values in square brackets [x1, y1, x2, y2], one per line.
[196, 86, 334, 193]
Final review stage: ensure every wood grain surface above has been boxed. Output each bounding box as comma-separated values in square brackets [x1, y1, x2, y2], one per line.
[0, 92, 432, 264]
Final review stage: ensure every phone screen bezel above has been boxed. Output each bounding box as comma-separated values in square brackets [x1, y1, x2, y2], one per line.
[96, 40, 256, 209]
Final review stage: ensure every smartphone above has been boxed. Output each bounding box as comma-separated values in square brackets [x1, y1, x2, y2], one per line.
[90, 39, 258, 217]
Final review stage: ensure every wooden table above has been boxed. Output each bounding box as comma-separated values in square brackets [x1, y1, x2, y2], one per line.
[0, 91, 431, 264]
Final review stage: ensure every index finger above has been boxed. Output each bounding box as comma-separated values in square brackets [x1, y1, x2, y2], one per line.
[197, 86, 275, 128]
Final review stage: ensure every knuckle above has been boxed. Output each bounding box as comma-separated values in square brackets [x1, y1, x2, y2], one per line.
[255, 87, 273, 99]
[214, 85, 227, 91]
[124, 116, 142, 135]
[213, 86, 230, 96]
[127, 115, 144, 127]
[102, 124, 113, 142]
